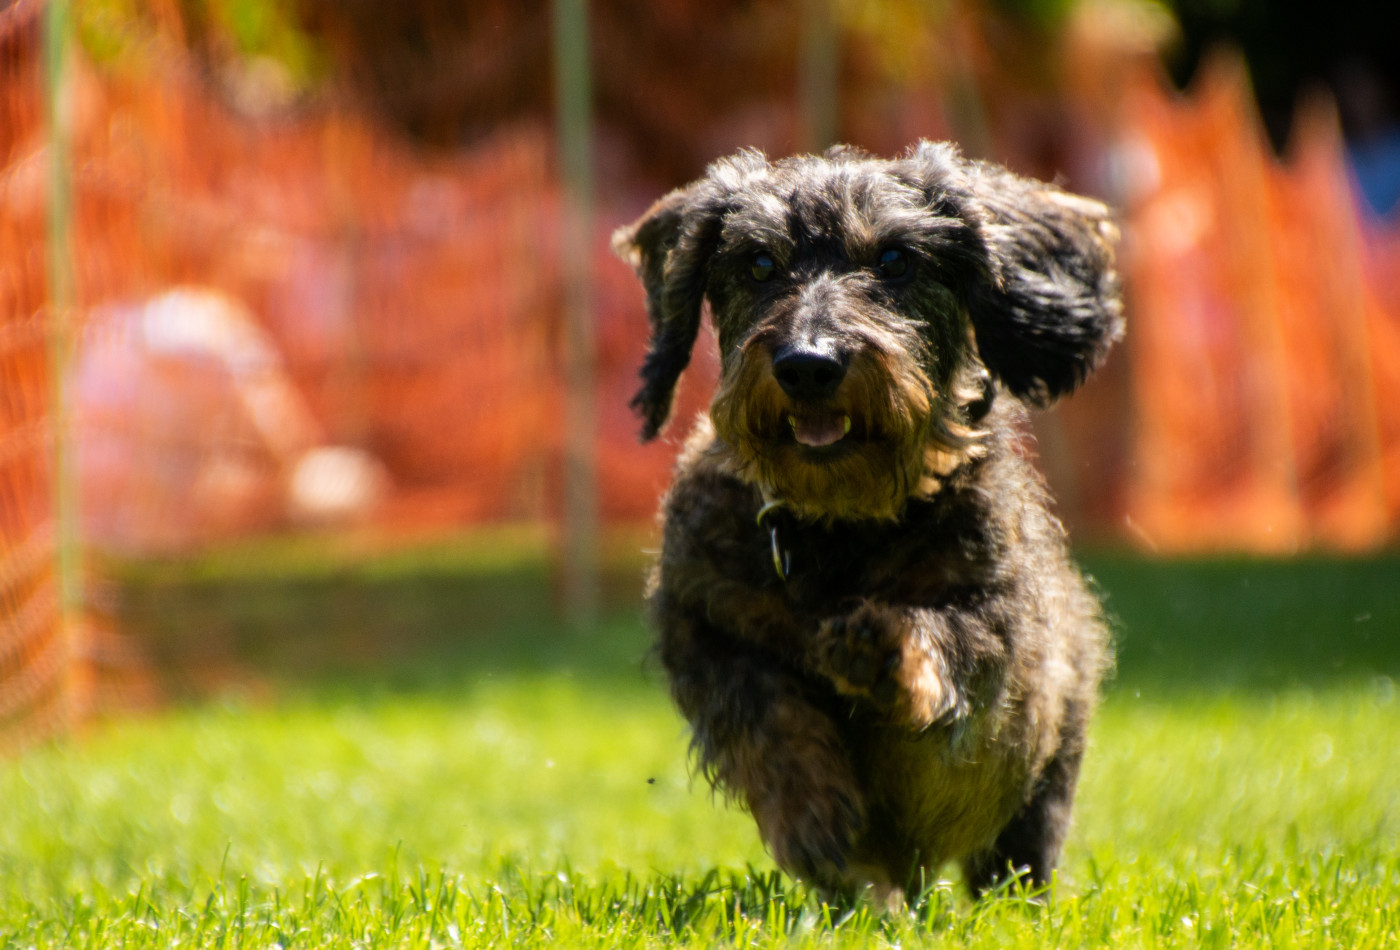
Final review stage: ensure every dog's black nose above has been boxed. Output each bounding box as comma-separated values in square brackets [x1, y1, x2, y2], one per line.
[772, 343, 847, 401]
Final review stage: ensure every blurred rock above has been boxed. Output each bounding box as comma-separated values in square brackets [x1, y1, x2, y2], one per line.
[287, 445, 389, 526]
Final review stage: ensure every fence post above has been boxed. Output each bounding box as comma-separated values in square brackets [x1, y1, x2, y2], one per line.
[799, 0, 839, 152]
[43, 0, 83, 724]
[553, 0, 599, 627]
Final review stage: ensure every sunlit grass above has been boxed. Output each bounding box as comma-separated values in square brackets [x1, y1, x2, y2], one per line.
[3, 551, 1399, 947]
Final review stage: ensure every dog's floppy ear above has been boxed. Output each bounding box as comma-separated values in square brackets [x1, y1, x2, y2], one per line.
[913, 141, 1124, 406]
[612, 179, 728, 441]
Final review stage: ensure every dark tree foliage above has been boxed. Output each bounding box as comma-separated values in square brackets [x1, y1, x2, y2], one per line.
[1166, 0, 1400, 150]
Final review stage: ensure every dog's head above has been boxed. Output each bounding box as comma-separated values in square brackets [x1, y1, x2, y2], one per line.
[613, 141, 1123, 521]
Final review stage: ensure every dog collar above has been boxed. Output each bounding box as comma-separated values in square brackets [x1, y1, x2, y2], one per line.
[755, 500, 791, 582]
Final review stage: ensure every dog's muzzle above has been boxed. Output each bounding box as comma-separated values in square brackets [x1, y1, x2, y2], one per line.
[773, 341, 852, 448]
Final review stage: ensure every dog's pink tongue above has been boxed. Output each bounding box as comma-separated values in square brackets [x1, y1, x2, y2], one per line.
[792, 414, 849, 447]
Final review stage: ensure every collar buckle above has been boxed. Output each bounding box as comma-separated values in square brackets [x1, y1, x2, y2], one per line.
[756, 500, 791, 582]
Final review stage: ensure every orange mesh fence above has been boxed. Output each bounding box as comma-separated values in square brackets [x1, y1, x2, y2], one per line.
[1120, 54, 1400, 552]
[1, 2, 73, 750]
[34, 57, 694, 544]
[63, 82, 562, 541]
[0, 8, 703, 541]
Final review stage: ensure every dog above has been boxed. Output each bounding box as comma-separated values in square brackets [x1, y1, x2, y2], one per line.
[613, 141, 1121, 906]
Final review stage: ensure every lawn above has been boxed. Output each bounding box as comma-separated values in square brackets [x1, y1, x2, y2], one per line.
[2, 542, 1399, 948]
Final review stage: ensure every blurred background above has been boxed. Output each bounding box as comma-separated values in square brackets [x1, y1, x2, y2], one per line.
[2, 0, 1398, 748]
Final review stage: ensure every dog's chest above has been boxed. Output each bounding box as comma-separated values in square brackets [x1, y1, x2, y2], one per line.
[757, 502, 993, 615]
[662, 467, 1000, 652]
[857, 723, 1025, 863]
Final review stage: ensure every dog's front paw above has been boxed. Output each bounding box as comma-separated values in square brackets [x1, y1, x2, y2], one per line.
[813, 602, 961, 730]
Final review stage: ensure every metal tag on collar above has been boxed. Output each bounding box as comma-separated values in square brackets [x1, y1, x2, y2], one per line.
[756, 500, 791, 581]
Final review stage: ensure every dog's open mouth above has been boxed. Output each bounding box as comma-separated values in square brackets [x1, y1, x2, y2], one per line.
[787, 411, 852, 448]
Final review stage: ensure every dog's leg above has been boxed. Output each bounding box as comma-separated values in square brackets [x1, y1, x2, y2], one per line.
[659, 611, 866, 886]
[809, 600, 995, 731]
[961, 740, 1084, 896]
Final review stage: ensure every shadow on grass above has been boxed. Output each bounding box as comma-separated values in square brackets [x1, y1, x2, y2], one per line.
[108, 530, 657, 700]
[1082, 551, 1400, 695]
[109, 535, 1399, 701]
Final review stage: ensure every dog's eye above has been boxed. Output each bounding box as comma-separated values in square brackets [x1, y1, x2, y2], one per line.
[750, 253, 776, 283]
[877, 248, 910, 280]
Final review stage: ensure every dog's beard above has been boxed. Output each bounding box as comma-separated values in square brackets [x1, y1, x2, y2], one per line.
[711, 345, 967, 522]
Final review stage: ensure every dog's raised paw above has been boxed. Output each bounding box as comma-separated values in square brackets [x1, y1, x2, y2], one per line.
[814, 603, 960, 730]
[814, 603, 908, 709]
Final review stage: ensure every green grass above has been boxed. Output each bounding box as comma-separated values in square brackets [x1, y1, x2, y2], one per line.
[3, 546, 1399, 947]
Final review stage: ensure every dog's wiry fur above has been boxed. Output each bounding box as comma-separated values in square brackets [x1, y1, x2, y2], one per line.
[613, 141, 1122, 905]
